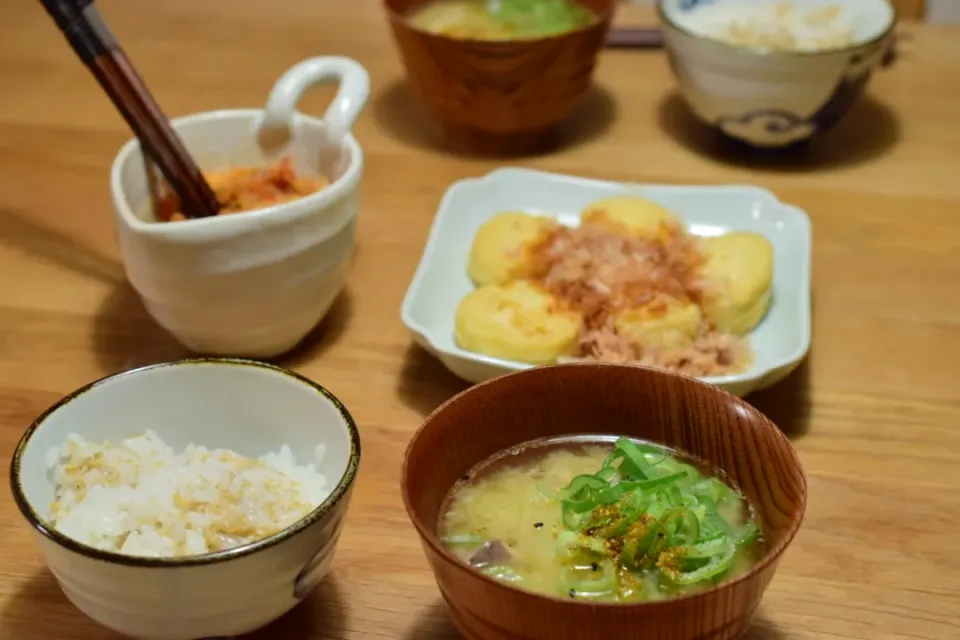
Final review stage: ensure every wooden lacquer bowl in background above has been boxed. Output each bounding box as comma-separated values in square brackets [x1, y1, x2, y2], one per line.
[383, 0, 616, 142]
[401, 363, 806, 640]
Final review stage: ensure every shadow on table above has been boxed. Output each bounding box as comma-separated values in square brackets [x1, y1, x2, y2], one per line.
[402, 603, 460, 640]
[91, 282, 189, 374]
[242, 576, 347, 639]
[0, 207, 124, 286]
[91, 281, 354, 373]
[279, 289, 354, 368]
[0, 570, 125, 639]
[396, 343, 470, 417]
[657, 91, 901, 171]
[0, 569, 346, 640]
[743, 615, 788, 640]
[746, 356, 812, 439]
[402, 601, 786, 639]
[373, 80, 618, 159]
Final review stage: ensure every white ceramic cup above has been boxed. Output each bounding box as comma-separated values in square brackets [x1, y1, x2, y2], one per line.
[10, 358, 361, 640]
[110, 57, 371, 357]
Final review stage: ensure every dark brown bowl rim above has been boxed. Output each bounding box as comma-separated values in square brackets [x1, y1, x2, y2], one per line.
[384, 0, 615, 45]
[10, 357, 362, 568]
[401, 362, 807, 609]
[657, 0, 897, 58]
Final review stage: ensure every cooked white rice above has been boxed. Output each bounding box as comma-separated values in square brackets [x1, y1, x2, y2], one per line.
[45, 430, 331, 558]
[699, 2, 857, 53]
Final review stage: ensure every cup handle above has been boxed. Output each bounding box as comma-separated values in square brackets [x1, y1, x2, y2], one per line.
[259, 56, 371, 144]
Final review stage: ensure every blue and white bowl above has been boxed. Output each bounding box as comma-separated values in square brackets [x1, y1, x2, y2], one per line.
[659, 0, 896, 148]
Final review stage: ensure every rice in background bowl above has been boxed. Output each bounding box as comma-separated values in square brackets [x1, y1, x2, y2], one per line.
[684, 1, 859, 53]
[658, 0, 896, 148]
[10, 358, 361, 640]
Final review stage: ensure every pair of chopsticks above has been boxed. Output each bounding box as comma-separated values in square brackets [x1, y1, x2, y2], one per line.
[38, 0, 220, 219]
[604, 26, 900, 68]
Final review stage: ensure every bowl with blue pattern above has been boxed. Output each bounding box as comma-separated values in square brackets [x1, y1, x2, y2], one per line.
[658, 0, 896, 148]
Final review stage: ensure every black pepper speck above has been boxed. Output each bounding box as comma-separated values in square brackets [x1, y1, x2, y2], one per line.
[568, 588, 576, 598]
[460, 475, 470, 481]
[591, 562, 599, 571]
[533, 522, 543, 529]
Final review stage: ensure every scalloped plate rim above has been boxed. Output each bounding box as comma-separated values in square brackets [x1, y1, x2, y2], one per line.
[400, 168, 812, 396]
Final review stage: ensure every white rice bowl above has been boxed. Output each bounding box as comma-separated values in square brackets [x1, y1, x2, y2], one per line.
[663, 0, 895, 54]
[45, 430, 331, 557]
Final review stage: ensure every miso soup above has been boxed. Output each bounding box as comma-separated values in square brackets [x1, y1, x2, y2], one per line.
[407, 0, 597, 41]
[439, 436, 766, 602]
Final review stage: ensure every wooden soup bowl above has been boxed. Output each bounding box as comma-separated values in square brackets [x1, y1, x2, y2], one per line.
[383, 0, 616, 141]
[401, 363, 806, 640]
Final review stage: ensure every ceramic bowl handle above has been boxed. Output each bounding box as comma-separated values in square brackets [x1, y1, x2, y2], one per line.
[259, 56, 370, 144]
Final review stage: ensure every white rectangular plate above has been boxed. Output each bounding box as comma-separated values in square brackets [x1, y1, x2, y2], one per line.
[400, 168, 812, 397]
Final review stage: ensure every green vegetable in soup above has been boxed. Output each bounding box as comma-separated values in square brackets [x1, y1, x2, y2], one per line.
[407, 0, 596, 41]
[439, 436, 766, 603]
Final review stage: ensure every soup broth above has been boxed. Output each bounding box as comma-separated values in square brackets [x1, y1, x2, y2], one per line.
[439, 436, 765, 602]
[407, 0, 597, 41]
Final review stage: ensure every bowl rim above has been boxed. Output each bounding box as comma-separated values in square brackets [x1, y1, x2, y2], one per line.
[383, 0, 616, 44]
[657, 0, 897, 58]
[400, 362, 807, 608]
[109, 108, 365, 242]
[9, 357, 362, 568]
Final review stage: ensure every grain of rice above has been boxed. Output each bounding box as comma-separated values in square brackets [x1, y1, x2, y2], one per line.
[711, 2, 856, 53]
[45, 431, 331, 558]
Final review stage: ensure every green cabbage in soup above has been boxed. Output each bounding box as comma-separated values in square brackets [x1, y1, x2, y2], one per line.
[439, 436, 766, 602]
[407, 0, 597, 41]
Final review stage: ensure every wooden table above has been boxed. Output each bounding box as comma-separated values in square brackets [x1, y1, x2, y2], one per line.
[1, 2, 958, 638]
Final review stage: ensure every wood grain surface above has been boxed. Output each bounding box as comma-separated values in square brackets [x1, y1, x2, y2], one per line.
[892, 0, 926, 20]
[0, 1, 957, 639]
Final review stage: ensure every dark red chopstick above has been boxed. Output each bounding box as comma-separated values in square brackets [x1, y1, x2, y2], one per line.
[38, 0, 220, 219]
[605, 27, 665, 49]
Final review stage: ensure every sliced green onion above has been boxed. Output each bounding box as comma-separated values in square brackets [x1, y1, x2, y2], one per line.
[623, 521, 660, 569]
[681, 537, 730, 560]
[591, 492, 649, 538]
[735, 520, 761, 549]
[562, 506, 584, 530]
[482, 565, 523, 582]
[621, 471, 689, 493]
[562, 495, 604, 516]
[662, 507, 700, 547]
[486, 0, 594, 39]
[564, 474, 608, 497]
[614, 437, 659, 480]
[669, 543, 736, 585]
[557, 530, 607, 559]
[559, 560, 618, 597]
[662, 485, 684, 507]
[546, 439, 762, 599]
[594, 466, 620, 485]
[690, 478, 733, 504]
[441, 534, 485, 546]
